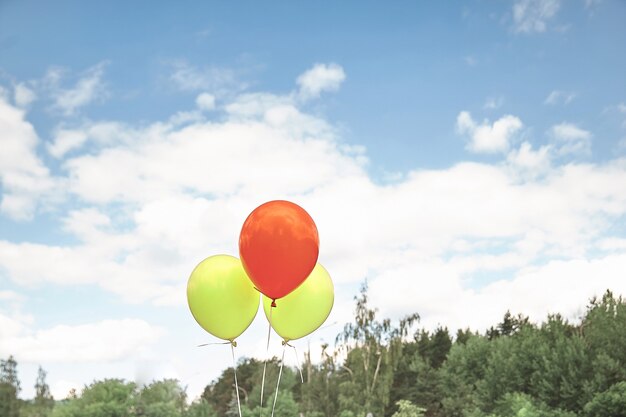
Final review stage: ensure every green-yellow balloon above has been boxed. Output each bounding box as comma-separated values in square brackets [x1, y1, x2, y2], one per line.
[187, 255, 259, 341]
[263, 263, 334, 342]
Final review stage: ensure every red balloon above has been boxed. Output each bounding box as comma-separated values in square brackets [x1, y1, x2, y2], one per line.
[239, 200, 319, 300]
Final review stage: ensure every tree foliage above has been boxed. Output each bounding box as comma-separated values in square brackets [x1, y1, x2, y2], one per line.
[1, 355, 21, 417]
[4, 289, 626, 417]
[391, 400, 425, 417]
[335, 282, 419, 417]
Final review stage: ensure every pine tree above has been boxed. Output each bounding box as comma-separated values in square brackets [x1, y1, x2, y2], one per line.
[0, 355, 21, 417]
[429, 327, 452, 369]
[34, 365, 55, 415]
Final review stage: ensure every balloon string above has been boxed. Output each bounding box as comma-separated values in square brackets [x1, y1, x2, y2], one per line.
[271, 344, 286, 417]
[197, 341, 240, 417]
[231, 343, 243, 417]
[259, 305, 273, 415]
[197, 341, 233, 347]
[284, 341, 304, 383]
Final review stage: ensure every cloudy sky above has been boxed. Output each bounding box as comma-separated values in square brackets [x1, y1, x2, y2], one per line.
[1, 0, 626, 402]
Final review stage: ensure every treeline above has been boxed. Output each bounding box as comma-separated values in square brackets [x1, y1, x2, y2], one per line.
[2, 288, 626, 417]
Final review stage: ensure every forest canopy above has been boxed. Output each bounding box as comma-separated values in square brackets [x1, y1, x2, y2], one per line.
[2, 288, 625, 417]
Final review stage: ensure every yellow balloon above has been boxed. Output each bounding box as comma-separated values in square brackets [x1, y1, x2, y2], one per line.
[263, 263, 334, 342]
[187, 255, 259, 341]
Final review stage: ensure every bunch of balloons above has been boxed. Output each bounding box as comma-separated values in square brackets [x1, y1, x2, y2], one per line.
[187, 200, 334, 344]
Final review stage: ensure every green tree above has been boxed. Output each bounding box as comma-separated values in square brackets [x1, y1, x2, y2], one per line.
[202, 367, 234, 417]
[203, 355, 297, 417]
[388, 341, 419, 416]
[428, 327, 452, 369]
[268, 391, 298, 417]
[184, 399, 217, 417]
[336, 283, 418, 417]
[488, 392, 576, 417]
[34, 366, 54, 416]
[529, 315, 590, 412]
[20, 366, 55, 417]
[463, 314, 590, 414]
[51, 379, 137, 417]
[440, 335, 491, 417]
[137, 379, 186, 417]
[238, 391, 299, 417]
[300, 344, 339, 417]
[1, 355, 21, 417]
[409, 355, 444, 416]
[391, 400, 425, 417]
[486, 311, 529, 340]
[247, 358, 297, 413]
[582, 290, 626, 392]
[583, 382, 626, 417]
[388, 336, 446, 417]
[478, 332, 530, 411]
[21, 289, 626, 417]
[455, 328, 473, 346]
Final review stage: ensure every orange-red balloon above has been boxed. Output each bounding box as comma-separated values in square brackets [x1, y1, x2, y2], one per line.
[239, 200, 319, 300]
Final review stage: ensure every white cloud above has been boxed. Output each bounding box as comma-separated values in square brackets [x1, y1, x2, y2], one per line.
[544, 90, 576, 105]
[0, 91, 364, 304]
[597, 237, 626, 252]
[48, 121, 137, 158]
[0, 237, 188, 306]
[14, 83, 37, 107]
[195, 92, 216, 111]
[0, 96, 58, 220]
[297, 63, 346, 100]
[551, 123, 591, 141]
[0, 316, 164, 363]
[2, 83, 625, 317]
[0, 291, 24, 313]
[61, 97, 353, 206]
[46, 62, 109, 116]
[50, 380, 80, 400]
[48, 129, 88, 158]
[513, 0, 561, 33]
[169, 61, 241, 93]
[0, 290, 23, 302]
[2, 68, 626, 400]
[506, 141, 552, 178]
[370, 253, 626, 331]
[5, 146, 625, 311]
[0, 98, 46, 176]
[550, 122, 592, 156]
[62, 207, 111, 239]
[457, 111, 523, 153]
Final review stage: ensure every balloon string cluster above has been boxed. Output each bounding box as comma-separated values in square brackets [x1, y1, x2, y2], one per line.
[197, 341, 236, 348]
[259, 305, 274, 415]
[271, 345, 286, 417]
[283, 340, 305, 384]
[197, 341, 243, 417]
[186, 200, 335, 417]
[231, 344, 243, 417]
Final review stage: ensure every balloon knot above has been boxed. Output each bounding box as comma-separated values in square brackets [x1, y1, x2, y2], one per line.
[231, 340, 237, 347]
[271, 300, 277, 308]
[282, 340, 287, 346]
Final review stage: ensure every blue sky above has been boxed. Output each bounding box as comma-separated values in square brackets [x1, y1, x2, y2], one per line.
[1, 0, 626, 401]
